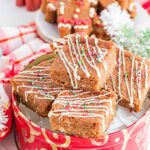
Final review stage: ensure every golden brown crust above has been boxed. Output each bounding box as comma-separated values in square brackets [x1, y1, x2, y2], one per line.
[50, 34, 117, 91]
[11, 60, 63, 117]
[49, 90, 117, 138]
[105, 49, 150, 112]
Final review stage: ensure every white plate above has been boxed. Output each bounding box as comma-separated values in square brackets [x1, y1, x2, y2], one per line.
[36, 2, 150, 42]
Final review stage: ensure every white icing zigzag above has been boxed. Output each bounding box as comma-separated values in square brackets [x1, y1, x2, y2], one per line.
[13, 66, 63, 102]
[49, 90, 114, 132]
[112, 49, 149, 108]
[53, 34, 108, 89]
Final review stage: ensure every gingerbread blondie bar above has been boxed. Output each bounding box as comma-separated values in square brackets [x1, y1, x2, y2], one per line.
[50, 33, 117, 91]
[49, 90, 117, 138]
[57, 0, 92, 37]
[105, 49, 150, 112]
[12, 60, 63, 117]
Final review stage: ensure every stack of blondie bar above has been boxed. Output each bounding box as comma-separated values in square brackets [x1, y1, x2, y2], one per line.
[12, 33, 150, 138]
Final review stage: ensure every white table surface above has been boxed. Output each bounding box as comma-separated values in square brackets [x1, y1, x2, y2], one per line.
[0, 0, 150, 150]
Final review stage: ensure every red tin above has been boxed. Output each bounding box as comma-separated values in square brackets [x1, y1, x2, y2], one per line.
[0, 103, 12, 141]
[0, 82, 12, 141]
[11, 53, 150, 149]
[12, 93, 150, 150]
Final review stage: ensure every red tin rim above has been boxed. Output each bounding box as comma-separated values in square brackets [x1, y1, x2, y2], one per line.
[12, 92, 150, 139]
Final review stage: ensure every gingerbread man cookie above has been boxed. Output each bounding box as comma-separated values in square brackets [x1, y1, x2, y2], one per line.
[57, 0, 93, 37]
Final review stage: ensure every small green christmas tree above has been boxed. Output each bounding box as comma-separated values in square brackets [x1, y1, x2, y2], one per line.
[100, 2, 150, 58]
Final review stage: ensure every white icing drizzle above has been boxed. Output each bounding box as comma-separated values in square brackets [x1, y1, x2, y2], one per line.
[47, 3, 56, 11]
[89, 0, 98, 5]
[74, 25, 89, 29]
[16, 85, 62, 93]
[113, 49, 149, 108]
[122, 51, 135, 108]
[117, 48, 122, 98]
[58, 23, 72, 29]
[89, 7, 95, 18]
[135, 60, 144, 101]
[54, 34, 108, 89]
[69, 35, 90, 78]
[32, 66, 51, 69]
[14, 65, 63, 102]
[49, 91, 114, 132]
[75, 8, 80, 13]
[73, 14, 78, 19]
[94, 38, 108, 71]
[13, 79, 53, 83]
[59, 2, 64, 15]
[129, 2, 135, 11]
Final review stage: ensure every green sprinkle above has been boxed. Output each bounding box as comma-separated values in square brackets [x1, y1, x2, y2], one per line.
[90, 111, 93, 116]
[65, 101, 69, 107]
[34, 86, 39, 88]
[83, 104, 87, 109]
[96, 56, 101, 63]
[81, 49, 85, 53]
[124, 73, 128, 78]
[90, 102, 95, 105]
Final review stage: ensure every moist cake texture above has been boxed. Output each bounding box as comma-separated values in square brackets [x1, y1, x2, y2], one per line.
[50, 33, 117, 91]
[106, 49, 150, 112]
[49, 90, 117, 138]
[12, 60, 63, 117]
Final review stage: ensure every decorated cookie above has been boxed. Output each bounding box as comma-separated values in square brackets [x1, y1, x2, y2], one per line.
[57, 0, 93, 37]
[98, 0, 136, 18]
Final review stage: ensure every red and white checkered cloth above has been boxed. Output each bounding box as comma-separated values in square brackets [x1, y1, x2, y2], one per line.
[0, 23, 52, 140]
[0, 23, 52, 83]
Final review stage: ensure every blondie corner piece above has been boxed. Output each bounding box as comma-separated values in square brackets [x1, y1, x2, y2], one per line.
[50, 33, 117, 91]
[12, 60, 63, 117]
[49, 90, 117, 138]
[106, 49, 150, 112]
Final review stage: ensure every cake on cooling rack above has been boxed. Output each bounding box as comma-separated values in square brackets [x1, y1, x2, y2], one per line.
[49, 90, 117, 138]
[40, 0, 136, 39]
[105, 50, 150, 112]
[12, 60, 63, 117]
[50, 33, 117, 91]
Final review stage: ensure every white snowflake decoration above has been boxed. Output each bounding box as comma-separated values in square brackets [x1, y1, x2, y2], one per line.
[100, 2, 150, 58]
[0, 84, 9, 131]
[0, 105, 8, 131]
